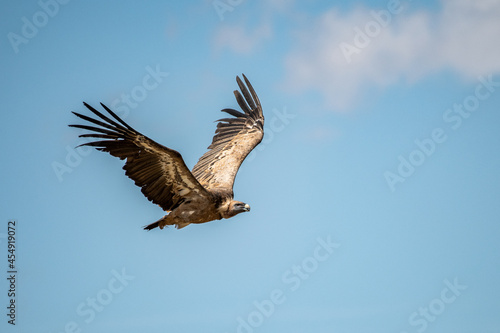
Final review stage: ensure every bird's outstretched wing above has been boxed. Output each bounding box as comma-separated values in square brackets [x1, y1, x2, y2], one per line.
[192, 74, 264, 191]
[69, 102, 212, 211]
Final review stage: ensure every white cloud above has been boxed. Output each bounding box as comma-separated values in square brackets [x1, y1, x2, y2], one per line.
[213, 21, 272, 54]
[212, 0, 292, 54]
[283, 0, 500, 110]
[303, 125, 341, 143]
[439, 0, 500, 77]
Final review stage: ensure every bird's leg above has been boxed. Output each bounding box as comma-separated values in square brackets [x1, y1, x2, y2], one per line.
[157, 215, 190, 229]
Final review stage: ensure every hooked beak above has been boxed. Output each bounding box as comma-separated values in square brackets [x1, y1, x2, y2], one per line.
[243, 204, 251, 212]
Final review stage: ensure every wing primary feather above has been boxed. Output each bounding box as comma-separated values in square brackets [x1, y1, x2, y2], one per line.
[216, 118, 246, 124]
[242, 74, 262, 116]
[192, 74, 264, 190]
[233, 90, 251, 114]
[70, 102, 213, 212]
[221, 108, 246, 118]
[76, 140, 113, 148]
[78, 134, 117, 139]
[99, 102, 135, 131]
[68, 124, 118, 136]
[83, 102, 128, 132]
[236, 75, 256, 111]
[71, 112, 126, 133]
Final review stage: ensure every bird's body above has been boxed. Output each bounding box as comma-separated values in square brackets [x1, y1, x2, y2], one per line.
[145, 190, 247, 230]
[70, 75, 264, 230]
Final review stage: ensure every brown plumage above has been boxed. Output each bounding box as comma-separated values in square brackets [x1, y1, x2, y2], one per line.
[69, 74, 264, 230]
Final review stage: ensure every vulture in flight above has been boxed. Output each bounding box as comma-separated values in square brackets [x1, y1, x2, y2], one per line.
[70, 74, 264, 230]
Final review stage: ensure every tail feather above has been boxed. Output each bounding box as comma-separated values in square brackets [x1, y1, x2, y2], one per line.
[143, 215, 190, 230]
[143, 214, 170, 231]
[143, 221, 160, 231]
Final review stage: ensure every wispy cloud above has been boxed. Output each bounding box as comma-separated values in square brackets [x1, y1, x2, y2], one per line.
[213, 21, 272, 54]
[212, 0, 293, 54]
[282, 0, 500, 111]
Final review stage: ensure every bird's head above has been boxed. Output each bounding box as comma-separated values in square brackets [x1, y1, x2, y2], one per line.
[226, 200, 251, 218]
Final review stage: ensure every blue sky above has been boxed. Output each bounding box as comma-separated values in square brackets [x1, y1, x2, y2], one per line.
[1, 0, 500, 332]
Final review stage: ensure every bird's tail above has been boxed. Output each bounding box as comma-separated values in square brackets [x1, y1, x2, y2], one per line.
[143, 215, 190, 230]
[143, 221, 160, 231]
[143, 214, 170, 231]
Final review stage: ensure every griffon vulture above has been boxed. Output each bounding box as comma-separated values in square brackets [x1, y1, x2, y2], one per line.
[70, 74, 264, 230]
